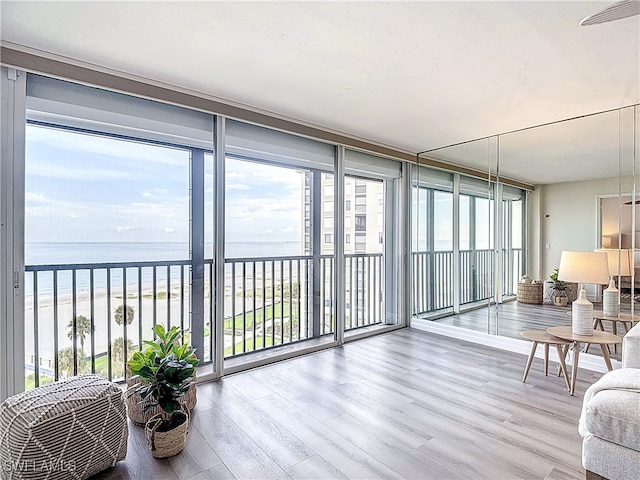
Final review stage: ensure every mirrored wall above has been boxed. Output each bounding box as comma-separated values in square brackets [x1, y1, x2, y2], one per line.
[413, 104, 640, 349]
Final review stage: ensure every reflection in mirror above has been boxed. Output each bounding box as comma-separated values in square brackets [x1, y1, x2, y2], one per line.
[413, 138, 496, 333]
[412, 104, 639, 358]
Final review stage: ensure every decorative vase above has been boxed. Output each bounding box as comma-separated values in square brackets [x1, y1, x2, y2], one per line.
[602, 279, 619, 316]
[126, 366, 197, 426]
[145, 411, 189, 458]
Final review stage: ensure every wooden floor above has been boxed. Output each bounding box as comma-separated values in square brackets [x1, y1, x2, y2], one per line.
[433, 300, 573, 338]
[95, 328, 601, 480]
[435, 300, 629, 360]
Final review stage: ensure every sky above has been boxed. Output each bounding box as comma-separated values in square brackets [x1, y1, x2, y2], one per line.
[25, 122, 514, 263]
[25, 124, 304, 254]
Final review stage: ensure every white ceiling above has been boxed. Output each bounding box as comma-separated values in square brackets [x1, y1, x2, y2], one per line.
[1, 1, 639, 185]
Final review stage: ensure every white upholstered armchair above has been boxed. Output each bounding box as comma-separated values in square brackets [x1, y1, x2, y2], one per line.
[579, 322, 640, 480]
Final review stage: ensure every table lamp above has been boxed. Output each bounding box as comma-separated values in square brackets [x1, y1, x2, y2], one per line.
[594, 248, 632, 316]
[558, 251, 609, 336]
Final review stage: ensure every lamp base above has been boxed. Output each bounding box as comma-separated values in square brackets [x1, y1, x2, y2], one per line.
[602, 279, 619, 317]
[572, 287, 594, 336]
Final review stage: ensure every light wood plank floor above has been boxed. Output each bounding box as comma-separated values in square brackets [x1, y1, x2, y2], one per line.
[435, 300, 631, 360]
[433, 301, 572, 336]
[95, 328, 601, 480]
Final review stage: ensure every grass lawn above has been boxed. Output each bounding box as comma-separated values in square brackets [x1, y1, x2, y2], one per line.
[224, 335, 276, 356]
[225, 301, 298, 330]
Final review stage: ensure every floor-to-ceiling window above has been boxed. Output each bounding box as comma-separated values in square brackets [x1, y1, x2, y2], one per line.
[5, 71, 406, 394]
[412, 165, 526, 321]
[23, 74, 215, 387]
[412, 167, 454, 315]
[222, 119, 338, 357]
[344, 176, 384, 329]
[345, 150, 403, 329]
[460, 176, 494, 306]
[501, 186, 526, 298]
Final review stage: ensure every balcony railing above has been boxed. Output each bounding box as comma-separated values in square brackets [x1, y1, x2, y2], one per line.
[412, 251, 455, 313]
[346, 253, 383, 329]
[25, 260, 194, 389]
[412, 248, 523, 316]
[460, 249, 493, 305]
[503, 248, 523, 296]
[24, 252, 383, 388]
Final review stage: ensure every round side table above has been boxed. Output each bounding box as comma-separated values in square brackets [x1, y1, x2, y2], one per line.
[547, 326, 621, 396]
[520, 330, 571, 391]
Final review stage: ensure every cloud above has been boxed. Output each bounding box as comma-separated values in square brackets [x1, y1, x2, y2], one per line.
[145, 188, 169, 197]
[225, 171, 245, 179]
[281, 226, 294, 233]
[25, 192, 49, 203]
[227, 183, 251, 191]
[117, 226, 134, 233]
[164, 227, 176, 233]
[26, 160, 129, 181]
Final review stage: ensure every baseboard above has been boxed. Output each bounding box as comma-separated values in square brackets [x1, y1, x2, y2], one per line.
[411, 319, 621, 374]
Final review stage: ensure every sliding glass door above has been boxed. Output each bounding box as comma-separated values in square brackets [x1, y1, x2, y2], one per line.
[6, 71, 406, 394]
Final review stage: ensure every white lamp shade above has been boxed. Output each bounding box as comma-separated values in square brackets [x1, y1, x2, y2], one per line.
[594, 248, 632, 276]
[558, 251, 610, 285]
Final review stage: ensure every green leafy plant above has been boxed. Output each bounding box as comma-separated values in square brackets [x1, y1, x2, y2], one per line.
[549, 267, 568, 292]
[128, 325, 199, 418]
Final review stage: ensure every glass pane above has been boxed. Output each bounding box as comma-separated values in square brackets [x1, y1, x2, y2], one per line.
[434, 191, 453, 251]
[26, 126, 189, 263]
[475, 198, 493, 250]
[223, 156, 321, 357]
[459, 195, 470, 250]
[25, 124, 190, 385]
[224, 158, 303, 258]
[345, 176, 384, 330]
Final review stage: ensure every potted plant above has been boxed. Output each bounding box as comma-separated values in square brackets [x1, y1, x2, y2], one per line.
[127, 325, 199, 458]
[549, 267, 569, 306]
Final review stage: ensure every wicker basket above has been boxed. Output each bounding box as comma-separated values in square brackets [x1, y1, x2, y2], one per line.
[126, 367, 197, 426]
[145, 411, 189, 458]
[517, 282, 543, 304]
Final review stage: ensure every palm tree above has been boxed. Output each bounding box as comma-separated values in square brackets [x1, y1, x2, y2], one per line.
[114, 305, 135, 326]
[66, 315, 92, 352]
[111, 336, 136, 363]
[57, 346, 87, 377]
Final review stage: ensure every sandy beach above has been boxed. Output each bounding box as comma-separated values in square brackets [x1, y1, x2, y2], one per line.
[25, 264, 310, 381]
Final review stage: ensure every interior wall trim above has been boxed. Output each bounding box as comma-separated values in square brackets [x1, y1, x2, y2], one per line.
[416, 154, 534, 191]
[411, 318, 618, 374]
[0, 44, 534, 190]
[1, 45, 418, 159]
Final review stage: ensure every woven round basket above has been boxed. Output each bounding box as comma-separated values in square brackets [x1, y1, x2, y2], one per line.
[126, 366, 197, 426]
[145, 411, 189, 458]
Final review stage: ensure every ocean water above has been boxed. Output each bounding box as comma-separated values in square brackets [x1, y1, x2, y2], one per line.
[26, 241, 303, 265]
[25, 241, 303, 296]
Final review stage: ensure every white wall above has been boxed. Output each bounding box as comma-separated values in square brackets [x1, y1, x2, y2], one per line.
[528, 176, 621, 282]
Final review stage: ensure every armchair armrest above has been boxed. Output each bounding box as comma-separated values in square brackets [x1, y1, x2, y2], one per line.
[623, 322, 640, 368]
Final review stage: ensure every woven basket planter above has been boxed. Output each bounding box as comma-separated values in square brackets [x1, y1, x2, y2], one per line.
[516, 283, 543, 304]
[145, 411, 189, 458]
[126, 367, 197, 426]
